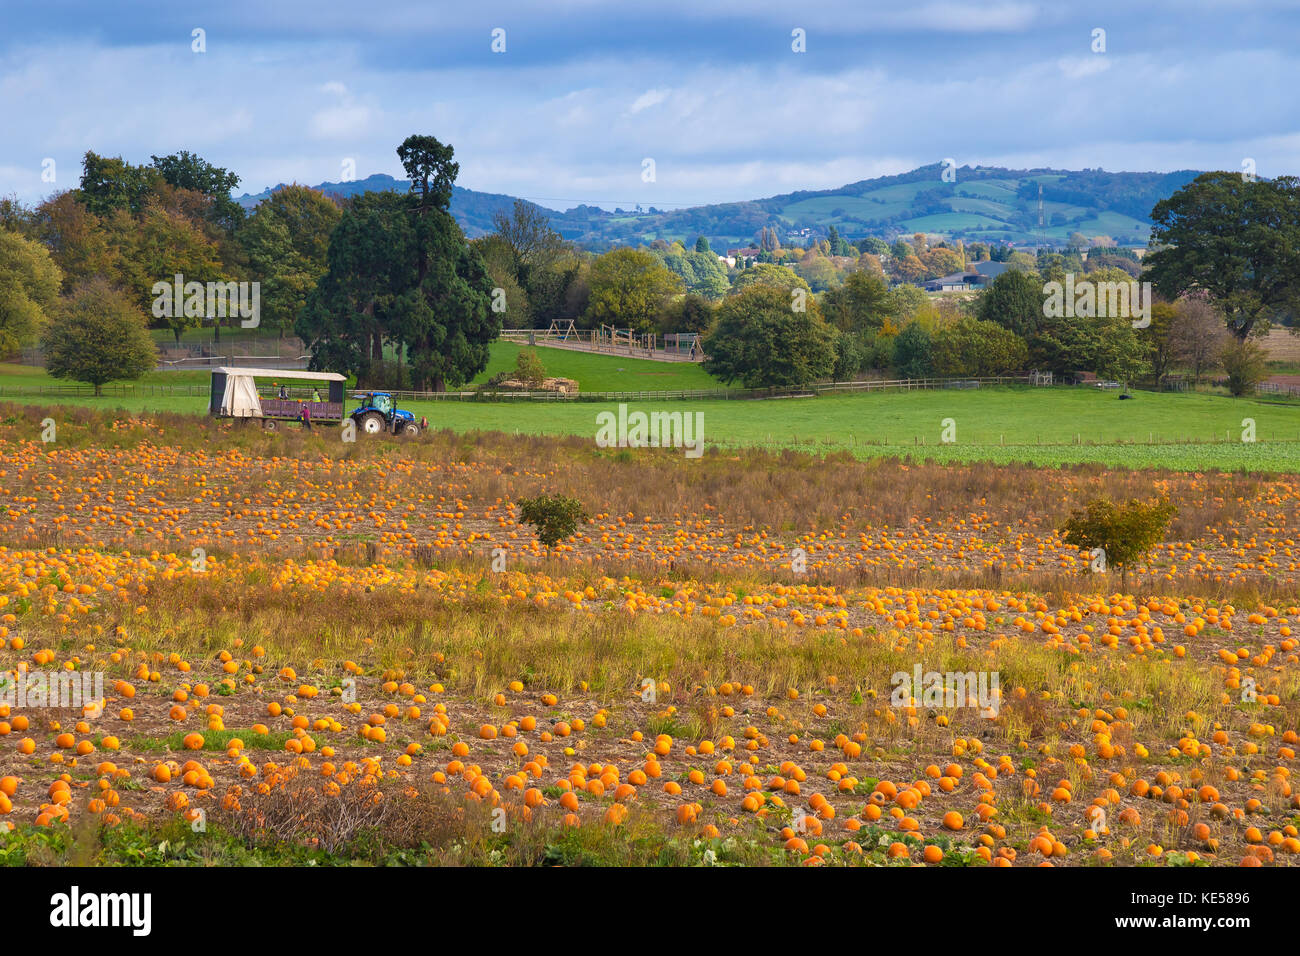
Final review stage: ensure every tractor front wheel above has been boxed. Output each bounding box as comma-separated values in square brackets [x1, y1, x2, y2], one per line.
[402, 422, 420, 436]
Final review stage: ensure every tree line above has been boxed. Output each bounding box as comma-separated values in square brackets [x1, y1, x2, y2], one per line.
[1, 149, 1296, 397]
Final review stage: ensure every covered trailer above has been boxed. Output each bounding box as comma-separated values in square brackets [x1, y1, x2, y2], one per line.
[210, 367, 347, 429]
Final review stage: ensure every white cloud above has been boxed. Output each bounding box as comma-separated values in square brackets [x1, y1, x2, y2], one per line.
[1057, 56, 1111, 79]
[2, 15, 1298, 210]
[628, 88, 670, 114]
[310, 104, 372, 139]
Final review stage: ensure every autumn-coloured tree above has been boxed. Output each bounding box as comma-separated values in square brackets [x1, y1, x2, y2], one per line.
[1059, 497, 1177, 591]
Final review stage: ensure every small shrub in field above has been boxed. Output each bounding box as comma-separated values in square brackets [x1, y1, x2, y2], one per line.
[514, 349, 546, 386]
[518, 494, 586, 550]
[221, 764, 390, 853]
[1058, 497, 1177, 589]
[1219, 339, 1269, 397]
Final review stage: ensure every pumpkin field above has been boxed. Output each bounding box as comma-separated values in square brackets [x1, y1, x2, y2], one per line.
[0, 404, 1297, 869]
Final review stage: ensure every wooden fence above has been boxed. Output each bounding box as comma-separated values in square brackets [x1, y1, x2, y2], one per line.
[4, 375, 1298, 405]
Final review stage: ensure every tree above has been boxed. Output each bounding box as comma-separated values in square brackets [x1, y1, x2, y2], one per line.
[796, 255, 841, 293]
[301, 135, 498, 392]
[474, 233, 531, 329]
[729, 262, 809, 297]
[77, 151, 158, 217]
[109, 199, 226, 343]
[34, 192, 115, 291]
[694, 235, 711, 254]
[0, 230, 62, 356]
[517, 494, 586, 552]
[240, 185, 342, 338]
[298, 190, 412, 381]
[855, 252, 886, 277]
[1032, 312, 1150, 380]
[1145, 301, 1179, 384]
[886, 284, 929, 323]
[892, 321, 932, 378]
[490, 200, 576, 321]
[831, 328, 863, 379]
[922, 247, 964, 278]
[1093, 313, 1153, 388]
[397, 134, 458, 212]
[396, 135, 498, 391]
[585, 248, 683, 333]
[1059, 497, 1177, 591]
[701, 285, 835, 388]
[1147, 172, 1300, 340]
[858, 237, 890, 257]
[150, 150, 244, 230]
[976, 269, 1045, 338]
[0, 195, 36, 235]
[891, 254, 926, 283]
[41, 277, 158, 395]
[820, 270, 892, 334]
[1220, 338, 1269, 396]
[658, 293, 714, 334]
[930, 316, 1027, 377]
[1171, 296, 1226, 385]
[660, 248, 729, 298]
[826, 225, 853, 257]
[512, 348, 546, 386]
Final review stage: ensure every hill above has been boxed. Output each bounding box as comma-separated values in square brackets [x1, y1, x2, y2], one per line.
[235, 163, 1202, 250]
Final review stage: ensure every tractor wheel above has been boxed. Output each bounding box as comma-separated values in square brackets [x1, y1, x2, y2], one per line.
[402, 422, 420, 436]
[262, 418, 278, 431]
[357, 412, 386, 435]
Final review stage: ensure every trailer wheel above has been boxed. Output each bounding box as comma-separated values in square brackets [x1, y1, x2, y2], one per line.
[357, 411, 386, 435]
[262, 418, 278, 431]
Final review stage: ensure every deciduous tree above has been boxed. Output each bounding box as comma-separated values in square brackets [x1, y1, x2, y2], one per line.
[702, 285, 834, 388]
[41, 277, 158, 395]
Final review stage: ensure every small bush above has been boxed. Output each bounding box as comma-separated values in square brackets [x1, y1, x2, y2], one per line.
[518, 493, 586, 550]
[221, 763, 392, 853]
[513, 349, 547, 386]
[1220, 338, 1269, 397]
[1059, 497, 1177, 589]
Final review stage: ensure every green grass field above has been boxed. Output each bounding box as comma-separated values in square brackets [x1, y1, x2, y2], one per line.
[2, 341, 716, 395]
[469, 342, 717, 391]
[425, 388, 1300, 470]
[3, 352, 1297, 469]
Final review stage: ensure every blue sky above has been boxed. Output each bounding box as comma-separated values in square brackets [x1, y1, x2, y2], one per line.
[2, 0, 1299, 211]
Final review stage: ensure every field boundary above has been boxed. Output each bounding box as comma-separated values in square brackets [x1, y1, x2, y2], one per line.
[0, 374, 1037, 402]
[3, 375, 1298, 409]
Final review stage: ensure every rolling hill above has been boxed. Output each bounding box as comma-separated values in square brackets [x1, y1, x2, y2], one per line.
[235, 163, 1202, 250]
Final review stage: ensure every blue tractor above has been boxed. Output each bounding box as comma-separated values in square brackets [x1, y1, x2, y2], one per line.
[350, 392, 423, 436]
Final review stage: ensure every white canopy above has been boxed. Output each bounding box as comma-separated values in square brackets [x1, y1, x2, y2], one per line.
[211, 367, 346, 381]
[221, 374, 262, 418]
[211, 368, 346, 418]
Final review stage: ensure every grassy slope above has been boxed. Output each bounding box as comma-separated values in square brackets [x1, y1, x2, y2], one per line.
[2, 342, 716, 395]
[0, 363, 212, 387]
[469, 343, 717, 391]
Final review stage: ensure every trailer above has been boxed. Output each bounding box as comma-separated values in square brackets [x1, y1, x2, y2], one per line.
[209, 367, 347, 430]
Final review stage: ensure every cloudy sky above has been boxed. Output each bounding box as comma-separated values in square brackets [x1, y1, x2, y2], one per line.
[3, 0, 1299, 211]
